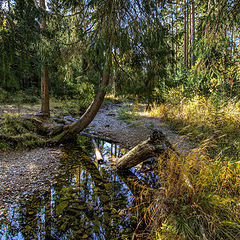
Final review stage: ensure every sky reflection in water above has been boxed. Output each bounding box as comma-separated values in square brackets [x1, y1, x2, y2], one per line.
[0, 137, 159, 239]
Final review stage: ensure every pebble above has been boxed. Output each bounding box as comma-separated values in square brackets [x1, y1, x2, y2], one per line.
[0, 148, 62, 210]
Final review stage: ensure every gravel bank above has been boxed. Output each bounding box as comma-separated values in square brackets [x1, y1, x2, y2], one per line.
[87, 102, 197, 155]
[0, 148, 62, 212]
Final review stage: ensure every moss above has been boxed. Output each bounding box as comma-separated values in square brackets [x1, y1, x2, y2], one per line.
[0, 114, 48, 150]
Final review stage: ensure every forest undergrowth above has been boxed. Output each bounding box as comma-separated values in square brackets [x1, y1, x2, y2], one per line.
[146, 89, 240, 239]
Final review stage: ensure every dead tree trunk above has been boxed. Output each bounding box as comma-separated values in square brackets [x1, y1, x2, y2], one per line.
[116, 131, 170, 170]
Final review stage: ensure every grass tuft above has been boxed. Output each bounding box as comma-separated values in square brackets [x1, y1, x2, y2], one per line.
[152, 149, 240, 240]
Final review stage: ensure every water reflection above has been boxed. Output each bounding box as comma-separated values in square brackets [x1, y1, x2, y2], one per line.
[0, 137, 159, 239]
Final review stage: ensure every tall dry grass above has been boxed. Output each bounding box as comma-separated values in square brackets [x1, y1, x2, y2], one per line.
[149, 149, 240, 239]
[145, 90, 240, 239]
[149, 89, 240, 160]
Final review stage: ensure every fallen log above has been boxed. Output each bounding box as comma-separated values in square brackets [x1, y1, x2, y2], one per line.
[116, 131, 169, 170]
[92, 138, 104, 163]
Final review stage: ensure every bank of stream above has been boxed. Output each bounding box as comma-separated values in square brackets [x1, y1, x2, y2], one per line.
[0, 135, 159, 240]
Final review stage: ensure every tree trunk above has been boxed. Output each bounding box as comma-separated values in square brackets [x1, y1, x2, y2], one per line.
[171, 12, 174, 73]
[40, 0, 50, 118]
[175, 0, 178, 73]
[41, 67, 50, 117]
[191, 0, 195, 67]
[184, 0, 189, 68]
[7, 0, 11, 11]
[53, 62, 111, 143]
[189, 2, 192, 68]
[205, 0, 213, 36]
[53, 0, 114, 143]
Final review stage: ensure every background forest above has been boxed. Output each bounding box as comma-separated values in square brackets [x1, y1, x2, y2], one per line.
[1, 0, 239, 106]
[0, 0, 240, 239]
[1, 0, 239, 156]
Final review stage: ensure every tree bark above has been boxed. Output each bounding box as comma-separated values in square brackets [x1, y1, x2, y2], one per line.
[189, 2, 192, 68]
[116, 131, 168, 170]
[175, 0, 178, 73]
[191, 0, 195, 67]
[184, 0, 189, 68]
[41, 67, 50, 117]
[171, 11, 174, 73]
[205, 0, 213, 36]
[7, 0, 11, 11]
[40, 0, 50, 118]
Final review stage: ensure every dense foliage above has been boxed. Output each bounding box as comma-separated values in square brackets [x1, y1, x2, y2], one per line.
[0, 1, 239, 104]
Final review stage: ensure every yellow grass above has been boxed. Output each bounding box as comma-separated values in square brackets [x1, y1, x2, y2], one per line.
[148, 89, 240, 160]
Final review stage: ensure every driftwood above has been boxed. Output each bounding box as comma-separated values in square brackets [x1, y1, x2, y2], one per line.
[116, 131, 170, 170]
[91, 138, 104, 163]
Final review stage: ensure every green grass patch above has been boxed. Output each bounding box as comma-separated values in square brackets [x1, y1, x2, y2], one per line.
[116, 103, 140, 125]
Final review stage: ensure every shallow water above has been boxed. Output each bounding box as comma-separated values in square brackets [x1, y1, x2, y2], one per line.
[0, 136, 158, 240]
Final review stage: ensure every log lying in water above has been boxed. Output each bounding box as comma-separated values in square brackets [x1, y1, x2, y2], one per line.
[92, 138, 104, 163]
[116, 131, 170, 170]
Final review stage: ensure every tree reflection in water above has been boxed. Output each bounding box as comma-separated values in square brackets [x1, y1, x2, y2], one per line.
[0, 138, 156, 240]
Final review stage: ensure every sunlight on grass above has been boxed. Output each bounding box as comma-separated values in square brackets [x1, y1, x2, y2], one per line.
[143, 90, 240, 238]
[148, 89, 240, 160]
[150, 149, 240, 240]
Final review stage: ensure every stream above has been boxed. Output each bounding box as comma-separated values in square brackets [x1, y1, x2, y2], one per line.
[0, 135, 159, 240]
